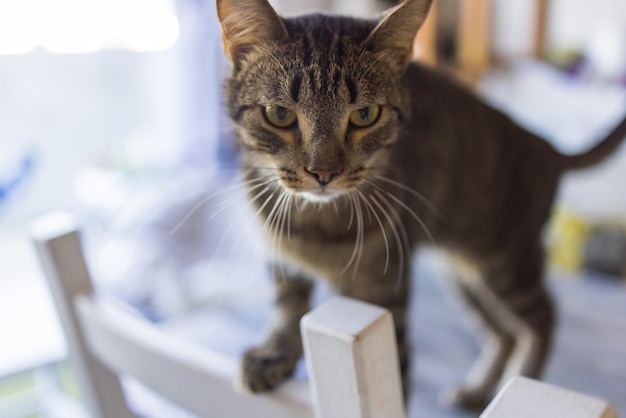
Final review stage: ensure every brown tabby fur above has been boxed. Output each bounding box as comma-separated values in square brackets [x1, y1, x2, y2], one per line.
[216, 0, 626, 409]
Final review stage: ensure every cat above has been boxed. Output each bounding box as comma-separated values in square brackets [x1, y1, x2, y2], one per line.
[216, 0, 626, 409]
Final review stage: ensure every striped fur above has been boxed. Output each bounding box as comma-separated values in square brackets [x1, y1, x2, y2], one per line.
[217, 0, 626, 409]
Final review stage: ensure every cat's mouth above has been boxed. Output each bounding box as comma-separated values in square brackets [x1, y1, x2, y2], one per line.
[277, 166, 353, 203]
[299, 188, 345, 203]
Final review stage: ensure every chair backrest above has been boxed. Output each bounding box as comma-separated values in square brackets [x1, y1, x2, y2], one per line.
[29, 211, 406, 418]
[481, 376, 618, 418]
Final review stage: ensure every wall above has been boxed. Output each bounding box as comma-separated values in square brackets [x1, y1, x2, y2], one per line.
[491, 0, 539, 58]
[548, 0, 626, 50]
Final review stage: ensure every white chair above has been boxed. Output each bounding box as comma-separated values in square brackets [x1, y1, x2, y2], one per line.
[29, 211, 406, 418]
[481, 376, 618, 418]
[29, 211, 619, 418]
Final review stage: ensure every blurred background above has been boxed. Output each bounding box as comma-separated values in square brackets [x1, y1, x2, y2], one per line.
[0, 0, 625, 417]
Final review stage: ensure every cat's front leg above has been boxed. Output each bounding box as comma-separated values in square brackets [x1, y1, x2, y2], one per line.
[338, 258, 412, 400]
[239, 270, 313, 393]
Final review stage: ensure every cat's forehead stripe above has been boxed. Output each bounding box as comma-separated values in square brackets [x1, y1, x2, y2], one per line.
[288, 24, 361, 103]
[301, 30, 312, 68]
[346, 77, 357, 103]
[290, 75, 301, 102]
[307, 68, 318, 93]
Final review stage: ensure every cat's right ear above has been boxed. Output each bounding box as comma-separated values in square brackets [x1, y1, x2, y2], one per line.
[216, 0, 288, 67]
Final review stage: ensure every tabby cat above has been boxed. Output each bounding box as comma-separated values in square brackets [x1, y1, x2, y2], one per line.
[216, 0, 626, 409]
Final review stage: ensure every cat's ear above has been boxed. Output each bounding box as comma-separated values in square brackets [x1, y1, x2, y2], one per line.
[216, 0, 288, 66]
[364, 0, 433, 69]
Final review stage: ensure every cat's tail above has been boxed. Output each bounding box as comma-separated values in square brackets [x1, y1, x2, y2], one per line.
[561, 115, 626, 171]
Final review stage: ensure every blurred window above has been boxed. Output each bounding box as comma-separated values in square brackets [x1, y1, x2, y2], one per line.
[0, 0, 179, 54]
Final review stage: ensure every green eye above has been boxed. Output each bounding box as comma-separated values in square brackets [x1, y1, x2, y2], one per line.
[349, 105, 381, 128]
[263, 105, 297, 128]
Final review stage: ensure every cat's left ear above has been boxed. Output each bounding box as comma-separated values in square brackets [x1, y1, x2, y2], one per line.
[216, 0, 288, 66]
[364, 0, 433, 69]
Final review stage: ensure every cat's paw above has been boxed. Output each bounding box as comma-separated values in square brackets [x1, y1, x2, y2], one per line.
[438, 385, 490, 411]
[238, 347, 297, 393]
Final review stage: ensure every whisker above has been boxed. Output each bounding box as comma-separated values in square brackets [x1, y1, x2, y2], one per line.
[211, 184, 276, 291]
[349, 192, 365, 280]
[269, 190, 290, 281]
[354, 194, 365, 281]
[213, 184, 274, 259]
[230, 185, 281, 271]
[216, 165, 277, 171]
[383, 189, 437, 246]
[276, 191, 293, 280]
[374, 190, 412, 291]
[341, 192, 360, 276]
[214, 175, 274, 210]
[286, 193, 293, 241]
[169, 175, 271, 235]
[331, 198, 339, 216]
[371, 175, 445, 220]
[364, 178, 438, 246]
[357, 190, 390, 274]
[234, 165, 278, 169]
[374, 190, 410, 250]
[347, 191, 355, 230]
[260, 190, 287, 256]
[370, 193, 405, 286]
[295, 195, 305, 214]
[250, 189, 282, 264]
[207, 177, 276, 222]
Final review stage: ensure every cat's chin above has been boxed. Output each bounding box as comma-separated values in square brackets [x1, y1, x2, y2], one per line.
[299, 189, 345, 203]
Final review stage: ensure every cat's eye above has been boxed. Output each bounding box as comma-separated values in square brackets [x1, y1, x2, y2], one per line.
[263, 105, 297, 128]
[349, 105, 381, 128]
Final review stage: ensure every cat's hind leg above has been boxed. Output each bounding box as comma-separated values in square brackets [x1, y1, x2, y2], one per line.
[239, 270, 313, 393]
[444, 244, 555, 409]
[486, 246, 555, 390]
[440, 270, 515, 410]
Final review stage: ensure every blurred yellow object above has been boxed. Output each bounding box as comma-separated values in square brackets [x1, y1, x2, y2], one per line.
[548, 208, 590, 274]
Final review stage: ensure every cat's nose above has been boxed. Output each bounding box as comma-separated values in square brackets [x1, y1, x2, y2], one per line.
[305, 166, 343, 186]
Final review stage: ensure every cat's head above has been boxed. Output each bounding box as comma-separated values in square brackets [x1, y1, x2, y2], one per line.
[217, 0, 431, 202]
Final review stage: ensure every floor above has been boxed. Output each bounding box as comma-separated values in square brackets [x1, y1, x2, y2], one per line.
[408, 255, 626, 418]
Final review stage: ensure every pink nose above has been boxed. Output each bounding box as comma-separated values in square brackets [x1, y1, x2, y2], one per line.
[305, 167, 343, 186]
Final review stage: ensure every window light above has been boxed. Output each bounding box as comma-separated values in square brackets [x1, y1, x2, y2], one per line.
[0, 0, 179, 54]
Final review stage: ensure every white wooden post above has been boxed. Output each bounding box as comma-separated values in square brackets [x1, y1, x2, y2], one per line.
[301, 297, 406, 418]
[481, 376, 619, 418]
[29, 212, 135, 418]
